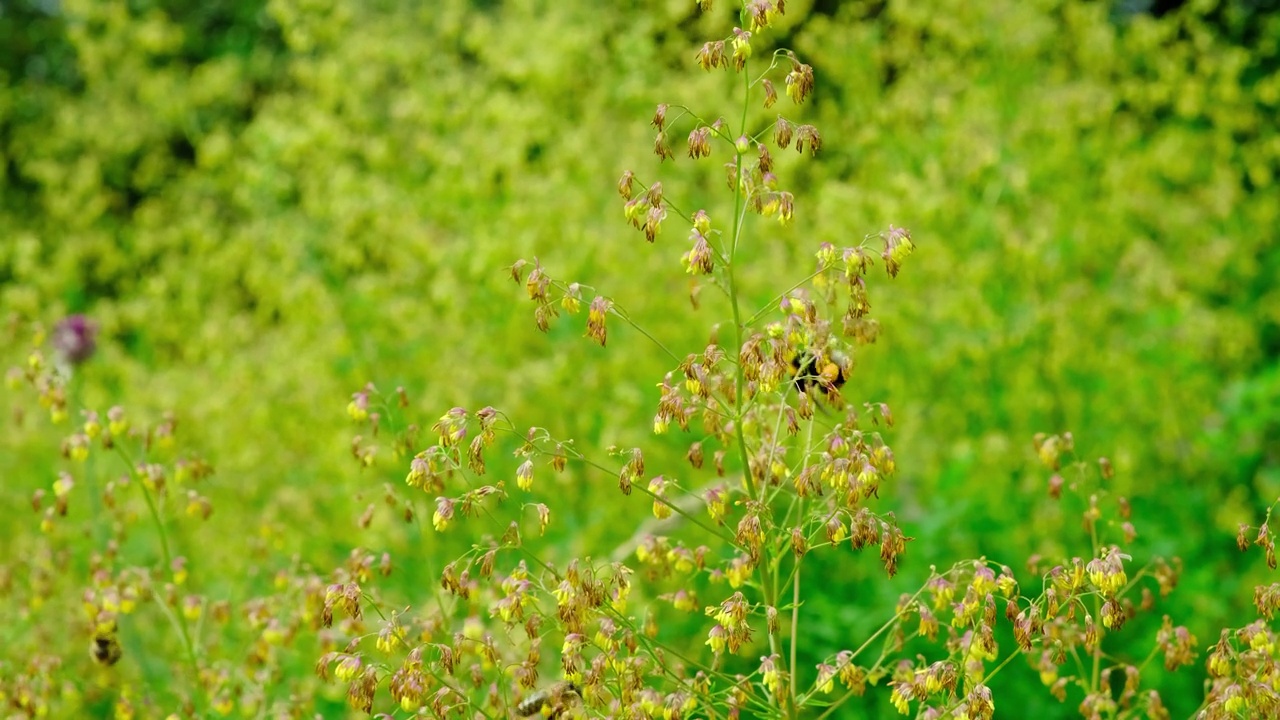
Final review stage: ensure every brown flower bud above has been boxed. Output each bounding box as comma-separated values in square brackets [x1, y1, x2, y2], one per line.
[652, 103, 669, 130]
[617, 170, 635, 199]
[688, 127, 712, 159]
[761, 78, 777, 108]
[774, 116, 793, 149]
[696, 41, 726, 71]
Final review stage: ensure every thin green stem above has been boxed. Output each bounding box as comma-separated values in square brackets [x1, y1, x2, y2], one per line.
[415, 498, 451, 619]
[68, 374, 109, 546]
[728, 301, 756, 499]
[579, 453, 742, 550]
[722, 50, 798, 720]
[786, 413, 818, 709]
[610, 304, 681, 363]
[376, 392, 451, 621]
[726, 59, 756, 503]
[789, 562, 801, 707]
[743, 269, 825, 327]
[491, 421, 744, 551]
[1089, 499, 1102, 694]
[114, 442, 203, 713]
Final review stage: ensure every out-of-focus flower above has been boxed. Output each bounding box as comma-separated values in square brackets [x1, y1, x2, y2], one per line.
[53, 315, 97, 366]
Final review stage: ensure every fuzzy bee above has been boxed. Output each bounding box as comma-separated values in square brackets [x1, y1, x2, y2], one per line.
[791, 348, 849, 398]
[515, 681, 581, 718]
[90, 621, 123, 666]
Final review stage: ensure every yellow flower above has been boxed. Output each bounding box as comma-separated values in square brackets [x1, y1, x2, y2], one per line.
[515, 460, 534, 491]
[889, 684, 911, 714]
[726, 559, 751, 588]
[432, 509, 450, 532]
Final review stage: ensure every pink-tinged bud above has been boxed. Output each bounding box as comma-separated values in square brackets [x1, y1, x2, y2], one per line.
[617, 170, 635, 199]
[586, 296, 612, 346]
[731, 28, 752, 70]
[651, 103, 669, 130]
[696, 40, 726, 71]
[881, 225, 915, 278]
[684, 230, 715, 275]
[653, 131, 675, 161]
[515, 460, 534, 491]
[692, 209, 711, 235]
[688, 127, 712, 159]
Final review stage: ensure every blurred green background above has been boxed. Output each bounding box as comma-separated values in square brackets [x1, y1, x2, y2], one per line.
[2, 0, 1278, 716]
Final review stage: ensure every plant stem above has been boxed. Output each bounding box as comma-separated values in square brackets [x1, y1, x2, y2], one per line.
[789, 562, 801, 707]
[115, 443, 204, 713]
[1088, 490, 1102, 694]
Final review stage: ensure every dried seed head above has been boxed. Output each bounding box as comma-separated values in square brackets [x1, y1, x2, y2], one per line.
[586, 297, 612, 346]
[688, 127, 712, 159]
[795, 124, 822, 155]
[696, 41, 726, 71]
[684, 230, 715, 275]
[653, 131, 675, 161]
[757, 144, 773, 174]
[774, 117, 793, 149]
[761, 78, 778, 108]
[651, 103, 669, 130]
[785, 62, 815, 104]
[617, 170, 635, 199]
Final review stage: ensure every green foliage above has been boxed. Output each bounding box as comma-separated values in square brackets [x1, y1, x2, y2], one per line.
[1, 0, 1278, 717]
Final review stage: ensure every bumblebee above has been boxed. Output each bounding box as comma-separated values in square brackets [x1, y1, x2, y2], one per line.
[90, 621, 123, 666]
[790, 348, 849, 398]
[516, 681, 581, 718]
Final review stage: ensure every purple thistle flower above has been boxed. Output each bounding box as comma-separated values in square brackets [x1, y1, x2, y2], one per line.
[52, 315, 97, 365]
